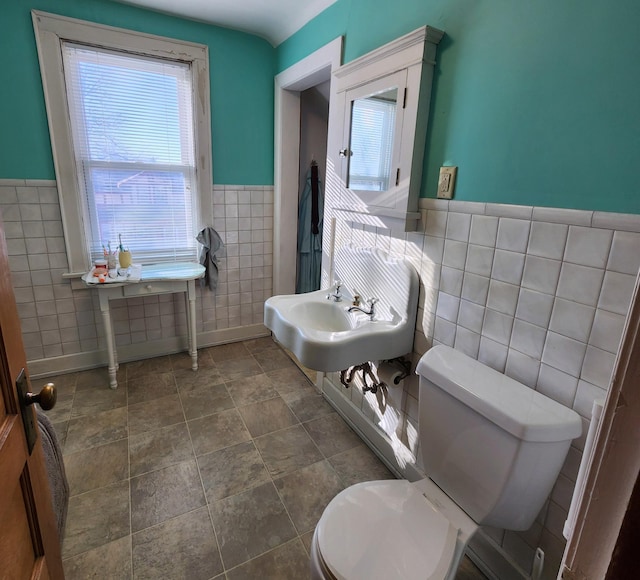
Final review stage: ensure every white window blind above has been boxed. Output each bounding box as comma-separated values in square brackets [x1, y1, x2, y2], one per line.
[62, 43, 198, 264]
[348, 92, 397, 191]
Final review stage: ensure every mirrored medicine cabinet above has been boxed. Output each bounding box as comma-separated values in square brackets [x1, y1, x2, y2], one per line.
[329, 26, 444, 231]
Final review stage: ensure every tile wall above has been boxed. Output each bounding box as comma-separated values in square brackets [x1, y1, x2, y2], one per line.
[0, 180, 272, 369]
[4, 174, 639, 578]
[324, 198, 640, 579]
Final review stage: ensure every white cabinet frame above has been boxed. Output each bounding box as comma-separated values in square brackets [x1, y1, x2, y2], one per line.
[328, 26, 444, 231]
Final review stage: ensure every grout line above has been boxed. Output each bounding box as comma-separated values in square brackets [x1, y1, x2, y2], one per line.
[222, 536, 307, 575]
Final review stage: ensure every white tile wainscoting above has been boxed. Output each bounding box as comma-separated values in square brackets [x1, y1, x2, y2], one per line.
[321, 197, 640, 580]
[0, 179, 272, 377]
[4, 175, 640, 579]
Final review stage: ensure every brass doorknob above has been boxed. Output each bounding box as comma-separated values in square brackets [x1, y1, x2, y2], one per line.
[25, 383, 57, 410]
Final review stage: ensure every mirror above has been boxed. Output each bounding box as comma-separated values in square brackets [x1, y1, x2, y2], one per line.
[331, 26, 443, 229]
[347, 87, 398, 192]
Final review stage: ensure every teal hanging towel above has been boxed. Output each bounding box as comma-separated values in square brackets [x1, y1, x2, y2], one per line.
[296, 162, 324, 294]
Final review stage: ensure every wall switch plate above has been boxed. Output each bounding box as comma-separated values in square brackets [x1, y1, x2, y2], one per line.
[437, 166, 457, 199]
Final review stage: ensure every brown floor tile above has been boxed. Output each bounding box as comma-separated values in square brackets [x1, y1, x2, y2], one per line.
[458, 556, 490, 580]
[127, 393, 184, 436]
[132, 507, 223, 580]
[267, 366, 318, 403]
[225, 373, 279, 407]
[266, 365, 314, 386]
[65, 439, 129, 496]
[174, 365, 222, 391]
[243, 336, 280, 354]
[125, 355, 173, 379]
[274, 460, 344, 534]
[56, 338, 410, 579]
[179, 382, 235, 420]
[130, 459, 205, 532]
[52, 420, 69, 448]
[33, 372, 77, 397]
[216, 356, 263, 382]
[303, 412, 362, 458]
[64, 407, 128, 454]
[127, 370, 176, 405]
[129, 422, 194, 477]
[188, 408, 251, 456]
[225, 538, 309, 580]
[209, 482, 297, 569]
[328, 444, 395, 487]
[171, 349, 215, 370]
[287, 393, 334, 422]
[44, 394, 74, 424]
[300, 530, 314, 555]
[75, 367, 118, 391]
[253, 348, 296, 372]
[206, 341, 251, 362]
[238, 396, 298, 437]
[254, 424, 323, 478]
[63, 480, 130, 559]
[69, 383, 127, 418]
[63, 536, 131, 580]
[198, 441, 271, 502]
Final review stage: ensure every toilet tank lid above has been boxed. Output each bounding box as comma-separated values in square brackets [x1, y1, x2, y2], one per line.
[416, 346, 582, 443]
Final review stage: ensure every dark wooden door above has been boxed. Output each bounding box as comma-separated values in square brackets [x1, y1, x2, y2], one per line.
[0, 220, 64, 579]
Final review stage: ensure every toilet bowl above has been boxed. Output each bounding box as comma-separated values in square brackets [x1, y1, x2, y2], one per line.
[311, 345, 582, 579]
[310, 478, 477, 580]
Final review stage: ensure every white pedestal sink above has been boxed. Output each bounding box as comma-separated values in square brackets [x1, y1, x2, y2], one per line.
[264, 246, 419, 372]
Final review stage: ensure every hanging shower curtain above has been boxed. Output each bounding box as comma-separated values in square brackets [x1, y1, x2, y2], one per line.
[296, 162, 324, 293]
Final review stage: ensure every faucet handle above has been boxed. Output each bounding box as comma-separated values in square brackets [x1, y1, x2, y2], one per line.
[327, 279, 343, 302]
[368, 297, 379, 306]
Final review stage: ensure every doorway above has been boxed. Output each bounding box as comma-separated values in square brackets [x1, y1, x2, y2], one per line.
[273, 37, 342, 296]
[296, 83, 329, 294]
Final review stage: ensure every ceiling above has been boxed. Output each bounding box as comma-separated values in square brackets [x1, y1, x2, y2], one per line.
[114, 0, 339, 46]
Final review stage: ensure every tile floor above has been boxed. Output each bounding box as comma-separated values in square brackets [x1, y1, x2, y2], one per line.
[39, 337, 486, 579]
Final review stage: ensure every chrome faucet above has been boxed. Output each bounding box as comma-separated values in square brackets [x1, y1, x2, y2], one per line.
[347, 297, 378, 319]
[327, 279, 343, 302]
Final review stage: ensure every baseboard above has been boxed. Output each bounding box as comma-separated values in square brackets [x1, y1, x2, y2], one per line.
[467, 531, 529, 580]
[198, 324, 270, 349]
[321, 375, 530, 580]
[29, 349, 106, 378]
[28, 324, 270, 378]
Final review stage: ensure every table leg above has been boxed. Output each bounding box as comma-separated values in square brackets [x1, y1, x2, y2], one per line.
[99, 292, 118, 389]
[187, 280, 198, 371]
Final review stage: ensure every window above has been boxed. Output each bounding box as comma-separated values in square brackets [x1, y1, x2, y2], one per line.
[32, 11, 213, 273]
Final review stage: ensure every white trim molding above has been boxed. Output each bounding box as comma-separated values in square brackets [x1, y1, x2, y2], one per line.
[273, 36, 343, 295]
[31, 10, 214, 274]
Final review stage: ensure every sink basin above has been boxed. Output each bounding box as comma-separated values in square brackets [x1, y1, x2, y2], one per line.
[287, 299, 354, 332]
[264, 246, 418, 372]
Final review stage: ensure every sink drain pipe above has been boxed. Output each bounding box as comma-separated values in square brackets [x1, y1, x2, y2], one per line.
[339, 357, 411, 394]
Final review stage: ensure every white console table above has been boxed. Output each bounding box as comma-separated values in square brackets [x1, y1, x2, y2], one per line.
[82, 262, 205, 389]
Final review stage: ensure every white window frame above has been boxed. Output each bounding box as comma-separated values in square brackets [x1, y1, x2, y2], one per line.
[32, 10, 213, 275]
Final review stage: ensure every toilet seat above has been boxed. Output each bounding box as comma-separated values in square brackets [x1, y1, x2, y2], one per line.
[315, 480, 460, 580]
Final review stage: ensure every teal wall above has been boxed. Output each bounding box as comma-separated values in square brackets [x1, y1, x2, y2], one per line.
[0, 0, 275, 185]
[3, 0, 639, 211]
[278, 0, 640, 213]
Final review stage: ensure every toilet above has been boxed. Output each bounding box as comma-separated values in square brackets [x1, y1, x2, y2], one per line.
[311, 345, 582, 580]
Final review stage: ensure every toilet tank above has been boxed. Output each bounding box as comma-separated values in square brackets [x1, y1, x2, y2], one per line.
[416, 346, 582, 531]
